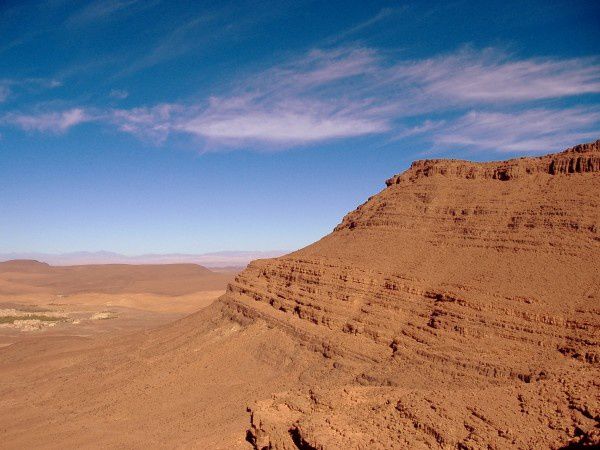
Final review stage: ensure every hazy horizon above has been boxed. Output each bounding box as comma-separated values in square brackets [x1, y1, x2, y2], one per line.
[0, 249, 290, 267]
[2, 0, 599, 255]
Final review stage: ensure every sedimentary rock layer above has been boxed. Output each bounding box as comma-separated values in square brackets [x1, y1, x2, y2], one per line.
[227, 141, 600, 449]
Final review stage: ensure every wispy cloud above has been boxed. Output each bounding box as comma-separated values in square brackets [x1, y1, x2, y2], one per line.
[393, 120, 447, 140]
[66, 0, 157, 27]
[0, 85, 10, 103]
[3, 108, 92, 133]
[110, 104, 183, 143]
[328, 7, 407, 44]
[170, 47, 600, 148]
[391, 48, 600, 103]
[109, 89, 129, 99]
[267, 47, 379, 89]
[0, 78, 61, 104]
[117, 12, 222, 76]
[2, 46, 599, 152]
[179, 98, 387, 145]
[175, 48, 388, 146]
[427, 108, 600, 152]
[114, 2, 318, 78]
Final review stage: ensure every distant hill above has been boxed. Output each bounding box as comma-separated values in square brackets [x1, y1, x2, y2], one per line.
[0, 250, 288, 268]
[0, 260, 235, 296]
[0, 259, 50, 272]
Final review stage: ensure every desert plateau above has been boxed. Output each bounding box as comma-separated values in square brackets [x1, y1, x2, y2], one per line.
[0, 260, 237, 346]
[1, 141, 599, 449]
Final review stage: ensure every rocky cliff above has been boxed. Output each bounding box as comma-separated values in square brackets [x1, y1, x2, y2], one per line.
[224, 141, 600, 449]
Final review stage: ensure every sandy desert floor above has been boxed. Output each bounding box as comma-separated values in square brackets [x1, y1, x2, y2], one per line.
[0, 261, 237, 347]
[0, 290, 226, 347]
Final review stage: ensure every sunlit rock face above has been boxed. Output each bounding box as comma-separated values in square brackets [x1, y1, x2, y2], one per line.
[224, 141, 600, 449]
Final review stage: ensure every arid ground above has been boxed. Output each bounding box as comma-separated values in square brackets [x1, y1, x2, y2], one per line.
[0, 141, 598, 449]
[0, 261, 237, 347]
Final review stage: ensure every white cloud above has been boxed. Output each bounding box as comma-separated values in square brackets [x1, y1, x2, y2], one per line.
[391, 48, 600, 104]
[424, 108, 600, 152]
[174, 48, 390, 146]
[270, 47, 379, 89]
[109, 89, 129, 99]
[0, 77, 61, 103]
[393, 120, 447, 140]
[67, 0, 151, 27]
[3, 108, 91, 133]
[118, 12, 221, 76]
[111, 104, 182, 143]
[175, 47, 600, 147]
[180, 107, 387, 144]
[3, 46, 599, 151]
[0, 85, 10, 103]
[328, 7, 406, 44]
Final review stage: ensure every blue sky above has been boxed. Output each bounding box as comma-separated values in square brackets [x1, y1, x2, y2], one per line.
[1, 0, 599, 255]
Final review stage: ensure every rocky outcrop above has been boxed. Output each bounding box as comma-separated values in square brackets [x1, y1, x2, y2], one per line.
[223, 141, 600, 449]
[385, 140, 600, 185]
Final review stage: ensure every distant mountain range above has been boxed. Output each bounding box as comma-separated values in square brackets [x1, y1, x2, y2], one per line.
[0, 250, 289, 268]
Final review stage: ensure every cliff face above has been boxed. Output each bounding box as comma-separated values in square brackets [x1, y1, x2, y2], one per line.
[385, 140, 600, 185]
[224, 141, 600, 449]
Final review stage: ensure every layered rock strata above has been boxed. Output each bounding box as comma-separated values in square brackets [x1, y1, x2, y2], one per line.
[226, 141, 600, 449]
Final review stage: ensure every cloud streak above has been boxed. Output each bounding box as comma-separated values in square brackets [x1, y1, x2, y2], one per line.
[109, 89, 129, 99]
[0, 85, 9, 103]
[175, 48, 389, 146]
[328, 7, 407, 44]
[2, 46, 599, 152]
[110, 104, 183, 143]
[180, 103, 387, 144]
[0, 78, 61, 104]
[3, 108, 91, 133]
[119, 14, 218, 75]
[175, 47, 600, 149]
[420, 108, 600, 152]
[391, 48, 600, 103]
[66, 0, 157, 27]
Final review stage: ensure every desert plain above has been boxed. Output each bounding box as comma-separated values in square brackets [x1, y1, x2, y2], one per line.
[0, 260, 237, 347]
